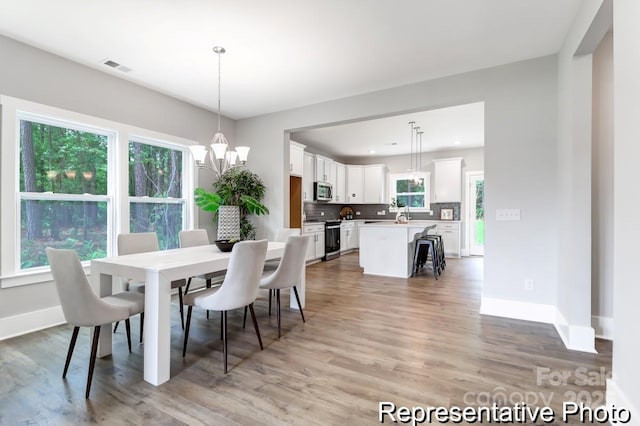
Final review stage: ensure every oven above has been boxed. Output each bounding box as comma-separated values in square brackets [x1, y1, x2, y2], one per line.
[324, 220, 341, 261]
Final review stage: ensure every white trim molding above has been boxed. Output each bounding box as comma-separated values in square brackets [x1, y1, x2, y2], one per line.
[591, 315, 613, 340]
[553, 308, 596, 353]
[606, 379, 640, 426]
[480, 296, 597, 353]
[0, 305, 66, 341]
[480, 296, 556, 323]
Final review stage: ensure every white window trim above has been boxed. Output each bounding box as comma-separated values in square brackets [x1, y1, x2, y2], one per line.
[0, 95, 199, 288]
[388, 172, 432, 212]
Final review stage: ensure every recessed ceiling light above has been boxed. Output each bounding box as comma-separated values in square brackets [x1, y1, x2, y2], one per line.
[453, 140, 461, 145]
[369, 149, 376, 154]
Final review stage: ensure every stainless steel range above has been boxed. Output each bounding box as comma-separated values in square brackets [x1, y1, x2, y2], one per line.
[324, 220, 341, 261]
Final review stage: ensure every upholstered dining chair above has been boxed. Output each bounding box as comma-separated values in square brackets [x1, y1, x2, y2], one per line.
[115, 232, 187, 335]
[263, 228, 301, 312]
[46, 248, 145, 398]
[255, 235, 310, 338]
[182, 240, 268, 373]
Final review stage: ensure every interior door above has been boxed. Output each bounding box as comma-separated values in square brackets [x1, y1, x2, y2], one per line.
[468, 172, 485, 256]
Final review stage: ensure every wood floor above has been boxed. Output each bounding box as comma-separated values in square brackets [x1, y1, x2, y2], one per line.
[0, 254, 611, 425]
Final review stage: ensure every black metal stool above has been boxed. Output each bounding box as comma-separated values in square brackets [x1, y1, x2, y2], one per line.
[412, 237, 440, 279]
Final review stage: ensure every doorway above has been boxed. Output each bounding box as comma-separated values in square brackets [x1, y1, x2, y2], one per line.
[466, 171, 484, 256]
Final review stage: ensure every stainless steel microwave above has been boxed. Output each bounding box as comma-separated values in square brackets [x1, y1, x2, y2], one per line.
[314, 181, 333, 202]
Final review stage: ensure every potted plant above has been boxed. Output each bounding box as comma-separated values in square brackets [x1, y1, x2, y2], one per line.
[194, 168, 269, 240]
[389, 197, 408, 223]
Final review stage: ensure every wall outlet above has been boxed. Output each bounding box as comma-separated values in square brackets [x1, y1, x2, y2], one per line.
[496, 209, 521, 221]
[356, 211, 361, 216]
[429, 210, 433, 216]
[320, 212, 324, 216]
[524, 279, 535, 291]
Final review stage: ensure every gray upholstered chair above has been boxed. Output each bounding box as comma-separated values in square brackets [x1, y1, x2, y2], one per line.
[46, 248, 145, 398]
[115, 232, 187, 334]
[256, 235, 310, 338]
[182, 240, 268, 373]
[264, 228, 302, 311]
[179, 229, 219, 294]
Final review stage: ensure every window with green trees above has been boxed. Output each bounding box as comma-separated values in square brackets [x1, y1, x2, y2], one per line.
[19, 118, 111, 269]
[128, 140, 186, 250]
[388, 172, 431, 210]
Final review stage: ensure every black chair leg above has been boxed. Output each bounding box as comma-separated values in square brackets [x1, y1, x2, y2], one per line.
[292, 286, 306, 323]
[222, 311, 228, 374]
[220, 312, 223, 340]
[182, 306, 193, 357]
[206, 279, 211, 319]
[276, 289, 281, 338]
[86, 325, 101, 399]
[184, 277, 192, 295]
[268, 289, 272, 316]
[113, 321, 119, 333]
[178, 287, 185, 330]
[125, 319, 132, 352]
[63, 326, 80, 378]
[249, 303, 263, 350]
[140, 313, 144, 344]
[243, 306, 248, 329]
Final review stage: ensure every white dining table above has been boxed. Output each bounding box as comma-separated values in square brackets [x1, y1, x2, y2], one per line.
[90, 241, 293, 386]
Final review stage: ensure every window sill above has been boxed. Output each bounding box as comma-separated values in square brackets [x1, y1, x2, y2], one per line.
[0, 263, 92, 288]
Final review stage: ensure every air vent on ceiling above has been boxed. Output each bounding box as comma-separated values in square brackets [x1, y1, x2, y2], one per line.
[101, 59, 132, 73]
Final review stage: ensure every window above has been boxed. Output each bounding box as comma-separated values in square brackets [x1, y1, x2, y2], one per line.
[388, 172, 431, 211]
[1, 95, 196, 287]
[128, 139, 187, 250]
[18, 115, 113, 269]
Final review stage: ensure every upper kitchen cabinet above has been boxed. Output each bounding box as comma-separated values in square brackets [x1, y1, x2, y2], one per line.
[346, 165, 364, 203]
[303, 152, 315, 202]
[363, 165, 387, 204]
[289, 141, 305, 177]
[315, 155, 334, 183]
[333, 162, 346, 204]
[433, 158, 462, 202]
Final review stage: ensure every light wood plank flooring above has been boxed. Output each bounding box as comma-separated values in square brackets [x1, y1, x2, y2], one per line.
[0, 254, 611, 425]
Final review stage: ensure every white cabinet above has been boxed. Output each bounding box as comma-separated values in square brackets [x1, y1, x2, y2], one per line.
[289, 142, 304, 177]
[363, 165, 386, 204]
[303, 223, 325, 261]
[303, 153, 315, 201]
[434, 222, 461, 258]
[315, 155, 333, 183]
[333, 163, 346, 204]
[433, 158, 462, 202]
[346, 165, 364, 203]
[340, 221, 357, 252]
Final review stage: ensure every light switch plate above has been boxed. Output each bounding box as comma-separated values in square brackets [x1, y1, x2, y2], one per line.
[496, 209, 520, 221]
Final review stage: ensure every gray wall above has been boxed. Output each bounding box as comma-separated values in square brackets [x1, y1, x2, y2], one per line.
[0, 34, 231, 319]
[591, 32, 614, 326]
[237, 56, 559, 308]
[612, 0, 640, 413]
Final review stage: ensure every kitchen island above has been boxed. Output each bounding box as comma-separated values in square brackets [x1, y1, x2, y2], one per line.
[359, 221, 433, 278]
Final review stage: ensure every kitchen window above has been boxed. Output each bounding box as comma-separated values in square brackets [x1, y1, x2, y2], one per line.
[388, 172, 431, 211]
[0, 95, 196, 287]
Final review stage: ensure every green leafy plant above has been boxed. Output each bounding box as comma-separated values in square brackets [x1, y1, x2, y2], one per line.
[194, 168, 269, 240]
[389, 197, 405, 209]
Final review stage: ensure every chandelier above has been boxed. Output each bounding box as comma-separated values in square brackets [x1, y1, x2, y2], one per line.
[189, 46, 249, 177]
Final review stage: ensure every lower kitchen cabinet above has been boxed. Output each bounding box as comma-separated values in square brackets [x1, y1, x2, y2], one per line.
[303, 223, 325, 261]
[340, 221, 357, 252]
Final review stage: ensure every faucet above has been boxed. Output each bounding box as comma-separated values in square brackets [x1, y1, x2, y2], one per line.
[405, 205, 410, 222]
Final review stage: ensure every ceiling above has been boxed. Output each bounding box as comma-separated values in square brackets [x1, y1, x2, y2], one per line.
[0, 1, 581, 120]
[291, 102, 484, 159]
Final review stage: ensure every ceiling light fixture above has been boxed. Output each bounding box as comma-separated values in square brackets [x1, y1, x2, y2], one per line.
[408, 122, 424, 184]
[189, 46, 250, 178]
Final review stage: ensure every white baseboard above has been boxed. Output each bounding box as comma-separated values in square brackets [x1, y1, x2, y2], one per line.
[607, 379, 640, 425]
[0, 305, 66, 341]
[592, 315, 614, 340]
[480, 296, 596, 353]
[480, 296, 557, 323]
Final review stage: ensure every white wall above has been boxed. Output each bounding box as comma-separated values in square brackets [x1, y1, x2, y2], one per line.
[237, 56, 559, 312]
[555, 0, 605, 352]
[0, 35, 230, 322]
[611, 0, 640, 417]
[591, 31, 614, 337]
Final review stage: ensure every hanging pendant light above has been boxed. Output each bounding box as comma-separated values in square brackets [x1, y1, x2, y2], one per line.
[189, 46, 250, 177]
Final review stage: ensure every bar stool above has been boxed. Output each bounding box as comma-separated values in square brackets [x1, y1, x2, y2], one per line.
[412, 237, 439, 279]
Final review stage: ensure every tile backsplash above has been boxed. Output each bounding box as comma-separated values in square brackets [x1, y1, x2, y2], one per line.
[304, 202, 461, 221]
